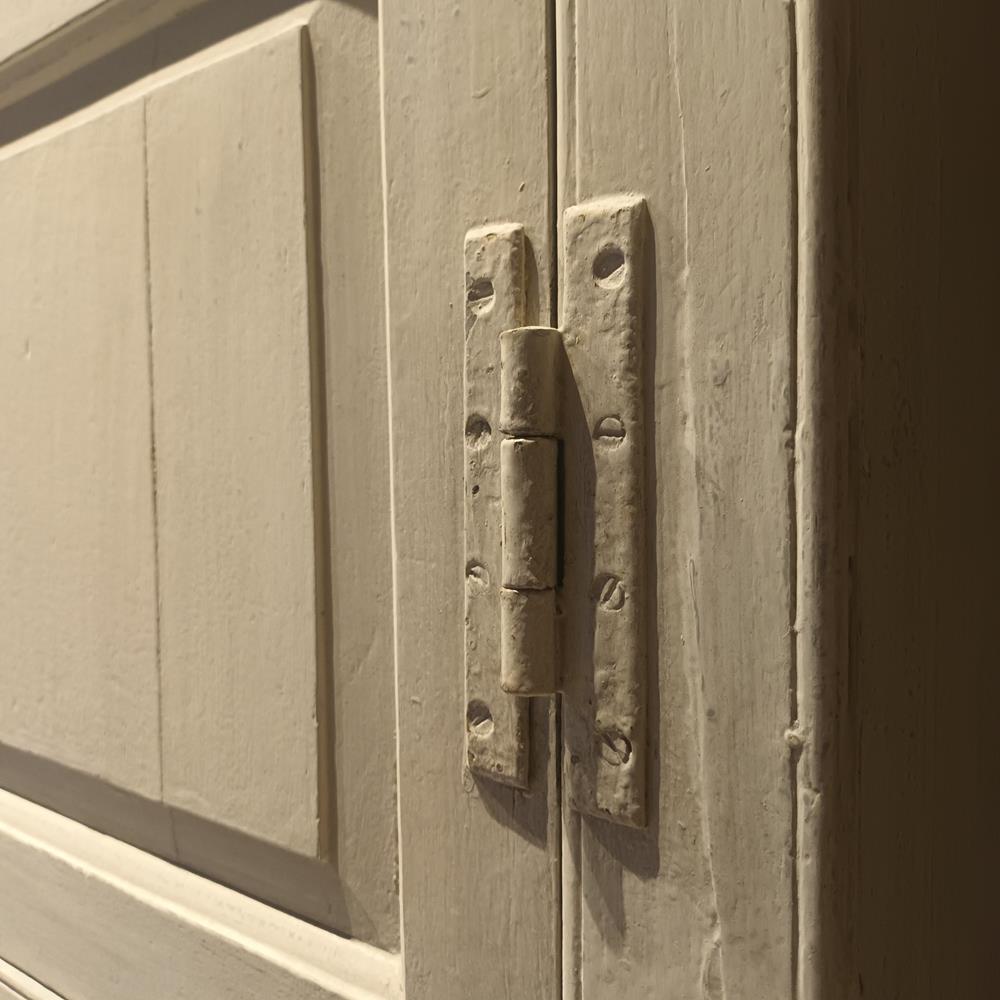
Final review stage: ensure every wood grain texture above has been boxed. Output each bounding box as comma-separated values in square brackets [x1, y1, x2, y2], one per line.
[560, 0, 796, 995]
[794, 2, 998, 995]
[840, 1, 997, 996]
[0, 102, 160, 799]
[0, 788, 401, 1000]
[380, 1, 560, 996]
[147, 27, 323, 857]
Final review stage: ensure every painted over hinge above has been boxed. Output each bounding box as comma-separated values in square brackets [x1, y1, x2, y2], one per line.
[499, 326, 560, 698]
[462, 195, 649, 826]
[463, 223, 531, 788]
[560, 195, 649, 828]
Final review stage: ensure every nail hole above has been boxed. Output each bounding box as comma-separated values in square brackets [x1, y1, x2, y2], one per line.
[467, 277, 495, 312]
[593, 245, 626, 288]
[471, 484, 480, 496]
[467, 562, 490, 588]
[594, 415, 626, 442]
[592, 573, 626, 611]
[465, 414, 492, 449]
[467, 699, 495, 737]
[597, 729, 632, 766]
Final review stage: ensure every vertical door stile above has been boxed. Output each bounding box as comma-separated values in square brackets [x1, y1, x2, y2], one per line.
[381, 2, 561, 997]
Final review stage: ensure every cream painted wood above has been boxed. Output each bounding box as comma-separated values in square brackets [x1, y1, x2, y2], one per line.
[0, 958, 64, 1000]
[0, 788, 401, 1000]
[0, 2, 398, 951]
[0, 0, 108, 64]
[148, 25, 324, 859]
[558, 0, 796, 996]
[0, 102, 161, 800]
[380, 2, 561, 997]
[306, 1, 399, 945]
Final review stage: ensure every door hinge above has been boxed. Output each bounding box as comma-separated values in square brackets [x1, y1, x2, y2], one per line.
[463, 195, 648, 827]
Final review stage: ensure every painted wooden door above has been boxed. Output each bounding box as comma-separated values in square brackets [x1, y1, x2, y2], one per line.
[381, 2, 798, 998]
[1, 2, 802, 999]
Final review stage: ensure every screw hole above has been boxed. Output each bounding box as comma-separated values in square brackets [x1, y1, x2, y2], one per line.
[592, 573, 626, 611]
[597, 729, 632, 766]
[466, 562, 490, 588]
[467, 699, 495, 737]
[467, 277, 495, 312]
[594, 415, 626, 442]
[465, 415, 492, 449]
[593, 245, 626, 288]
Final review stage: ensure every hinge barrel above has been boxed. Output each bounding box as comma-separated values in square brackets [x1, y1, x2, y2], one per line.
[500, 588, 556, 695]
[498, 326, 560, 697]
[499, 326, 558, 436]
[500, 437, 557, 590]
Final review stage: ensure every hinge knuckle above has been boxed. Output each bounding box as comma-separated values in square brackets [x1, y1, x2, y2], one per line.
[499, 326, 558, 436]
[500, 588, 556, 695]
[462, 198, 649, 820]
[498, 326, 559, 697]
[500, 436, 557, 590]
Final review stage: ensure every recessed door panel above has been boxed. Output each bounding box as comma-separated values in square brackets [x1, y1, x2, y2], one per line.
[147, 27, 324, 859]
[0, 3, 397, 951]
[0, 102, 160, 800]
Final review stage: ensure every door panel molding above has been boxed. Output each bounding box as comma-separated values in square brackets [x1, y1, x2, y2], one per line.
[0, 790, 401, 1000]
[0, 958, 64, 1000]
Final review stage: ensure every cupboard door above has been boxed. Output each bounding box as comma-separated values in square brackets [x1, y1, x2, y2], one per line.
[4, 2, 800, 998]
[380, 2, 561, 998]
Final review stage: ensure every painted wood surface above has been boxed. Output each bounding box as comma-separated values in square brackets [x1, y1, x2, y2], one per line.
[0, 958, 65, 1000]
[0, 0, 109, 64]
[148, 25, 323, 859]
[0, 4, 398, 949]
[0, 102, 161, 800]
[559, 0, 797, 996]
[306, 0, 399, 946]
[0, 788, 401, 1000]
[380, 2, 561, 997]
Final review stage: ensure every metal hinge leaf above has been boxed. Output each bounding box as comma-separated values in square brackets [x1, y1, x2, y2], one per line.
[462, 196, 649, 827]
